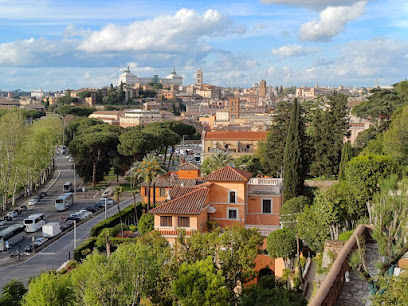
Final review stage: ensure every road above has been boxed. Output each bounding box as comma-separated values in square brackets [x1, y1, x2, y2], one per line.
[0, 153, 98, 259]
[0, 196, 138, 289]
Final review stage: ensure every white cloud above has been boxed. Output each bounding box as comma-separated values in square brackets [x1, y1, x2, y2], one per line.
[78, 9, 230, 53]
[260, 0, 365, 10]
[272, 44, 319, 57]
[318, 37, 408, 78]
[298, 1, 367, 41]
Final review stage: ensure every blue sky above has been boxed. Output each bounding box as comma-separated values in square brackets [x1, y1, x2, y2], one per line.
[0, 0, 407, 91]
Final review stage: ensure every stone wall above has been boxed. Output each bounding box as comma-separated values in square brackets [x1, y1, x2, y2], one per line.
[304, 180, 338, 190]
[322, 240, 346, 268]
[309, 224, 373, 306]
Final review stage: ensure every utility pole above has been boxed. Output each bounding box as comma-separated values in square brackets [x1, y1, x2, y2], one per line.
[73, 220, 77, 250]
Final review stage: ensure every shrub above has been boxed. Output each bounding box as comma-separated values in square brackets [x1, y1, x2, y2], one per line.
[138, 213, 154, 235]
[90, 202, 143, 237]
[73, 237, 96, 261]
[338, 230, 354, 241]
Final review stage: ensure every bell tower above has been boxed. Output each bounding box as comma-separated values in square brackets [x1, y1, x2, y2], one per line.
[196, 68, 203, 87]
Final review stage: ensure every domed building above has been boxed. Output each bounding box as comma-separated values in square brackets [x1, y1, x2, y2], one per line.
[118, 67, 140, 86]
[118, 67, 183, 87]
[163, 69, 183, 87]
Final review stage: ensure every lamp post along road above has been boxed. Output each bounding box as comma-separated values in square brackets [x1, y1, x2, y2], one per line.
[73, 220, 77, 250]
[104, 198, 107, 220]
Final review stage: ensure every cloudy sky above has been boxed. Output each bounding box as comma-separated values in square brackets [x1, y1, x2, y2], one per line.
[0, 0, 407, 91]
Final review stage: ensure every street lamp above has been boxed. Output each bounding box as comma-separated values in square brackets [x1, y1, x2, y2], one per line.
[73, 220, 77, 250]
[104, 198, 107, 220]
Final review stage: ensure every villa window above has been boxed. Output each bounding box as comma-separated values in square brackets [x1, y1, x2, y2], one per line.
[228, 208, 238, 219]
[229, 190, 237, 203]
[178, 217, 190, 228]
[160, 216, 172, 227]
[262, 199, 272, 214]
[159, 188, 166, 197]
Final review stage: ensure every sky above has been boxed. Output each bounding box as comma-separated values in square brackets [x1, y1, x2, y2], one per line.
[0, 0, 407, 91]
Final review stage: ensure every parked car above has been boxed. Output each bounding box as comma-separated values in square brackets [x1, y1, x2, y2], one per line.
[39, 192, 47, 198]
[28, 198, 40, 206]
[0, 220, 7, 226]
[78, 210, 93, 218]
[69, 212, 86, 221]
[65, 216, 81, 222]
[4, 211, 19, 220]
[24, 244, 34, 253]
[85, 205, 99, 213]
[99, 198, 114, 205]
[60, 220, 74, 230]
[33, 237, 48, 248]
[20, 205, 27, 212]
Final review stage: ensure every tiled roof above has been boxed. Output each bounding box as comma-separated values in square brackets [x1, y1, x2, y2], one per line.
[140, 177, 200, 187]
[203, 166, 252, 182]
[150, 187, 210, 215]
[204, 131, 267, 141]
[178, 162, 200, 170]
[169, 186, 201, 199]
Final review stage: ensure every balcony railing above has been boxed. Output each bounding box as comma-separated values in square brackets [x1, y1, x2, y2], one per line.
[248, 178, 282, 185]
[245, 225, 280, 236]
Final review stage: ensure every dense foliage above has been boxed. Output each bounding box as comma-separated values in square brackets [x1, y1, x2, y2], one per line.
[0, 110, 62, 209]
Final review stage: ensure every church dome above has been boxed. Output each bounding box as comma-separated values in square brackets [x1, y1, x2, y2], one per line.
[165, 68, 182, 79]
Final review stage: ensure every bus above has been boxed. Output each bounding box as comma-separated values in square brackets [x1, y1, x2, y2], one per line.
[63, 182, 73, 192]
[55, 193, 74, 211]
[0, 224, 26, 252]
[23, 213, 46, 233]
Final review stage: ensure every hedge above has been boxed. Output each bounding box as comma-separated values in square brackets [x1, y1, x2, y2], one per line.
[338, 230, 354, 242]
[90, 202, 143, 237]
[74, 237, 97, 261]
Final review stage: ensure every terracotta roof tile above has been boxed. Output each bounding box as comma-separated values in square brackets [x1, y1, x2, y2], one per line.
[169, 186, 201, 199]
[178, 162, 200, 170]
[150, 187, 209, 215]
[205, 131, 267, 141]
[203, 166, 252, 182]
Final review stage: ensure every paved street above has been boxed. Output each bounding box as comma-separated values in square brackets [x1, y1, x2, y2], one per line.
[0, 153, 97, 260]
[0, 196, 137, 289]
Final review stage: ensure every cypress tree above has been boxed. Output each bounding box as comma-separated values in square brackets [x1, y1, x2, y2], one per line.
[283, 99, 305, 202]
[311, 92, 348, 177]
[338, 142, 353, 181]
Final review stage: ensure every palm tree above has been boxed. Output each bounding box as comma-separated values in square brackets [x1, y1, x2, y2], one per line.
[202, 152, 233, 175]
[135, 153, 166, 211]
[114, 186, 124, 235]
[130, 190, 139, 225]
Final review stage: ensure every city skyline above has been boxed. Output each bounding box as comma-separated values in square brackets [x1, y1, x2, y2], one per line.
[0, 0, 407, 91]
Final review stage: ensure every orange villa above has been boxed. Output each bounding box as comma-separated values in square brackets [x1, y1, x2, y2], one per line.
[149, 165, 285, 281]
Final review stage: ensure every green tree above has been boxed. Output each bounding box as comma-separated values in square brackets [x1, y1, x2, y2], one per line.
[240, 275, 307, 306]
[280, 196, 310, 233]
[338, 142, 353, 181]
[267, 229, 297, 268]
[352, 87, 403, 124]
[0, 279, 27, 306]
[371, 272, 408, 305]
[258, 101, 292, 176]
[173, 256, 229, 306]
[117, 127, 149, 163]
[283, 99, 305, 202]
[311, 92, 349, 177]
[371, 175, 408, 274]
[23, 272, 74, 306]
[344, 155, 398, 222]
[233, 155, 263, 175]
[134, 153, 166, 210]
[201, 152, 233, 176]
[138, 213, 154, 235]
[69, 130, 120, 188]
[383, 105, 408, 164]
